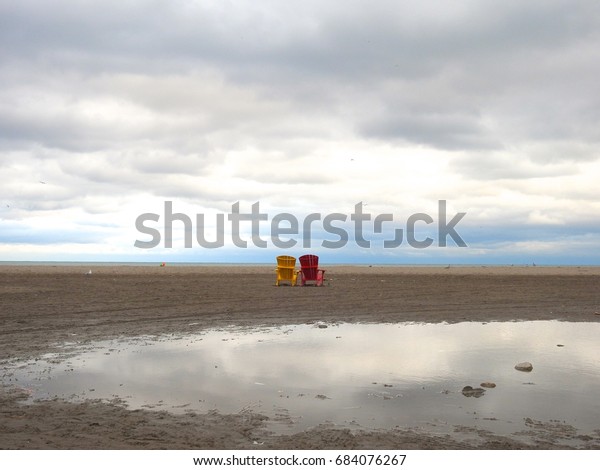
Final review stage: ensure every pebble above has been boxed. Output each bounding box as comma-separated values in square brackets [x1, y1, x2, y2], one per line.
[515, 362, 533, 372]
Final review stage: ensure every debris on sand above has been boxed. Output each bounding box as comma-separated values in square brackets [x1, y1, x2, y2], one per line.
[480, 382, 496, 388]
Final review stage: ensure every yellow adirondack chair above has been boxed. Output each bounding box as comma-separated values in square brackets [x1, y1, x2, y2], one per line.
[275, 255, 298, 286]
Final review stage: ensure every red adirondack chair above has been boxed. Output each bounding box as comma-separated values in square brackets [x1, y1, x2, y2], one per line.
[298, 254, 325, 286]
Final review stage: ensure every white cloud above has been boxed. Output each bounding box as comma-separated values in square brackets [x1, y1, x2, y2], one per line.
[0, 0, 599, 263]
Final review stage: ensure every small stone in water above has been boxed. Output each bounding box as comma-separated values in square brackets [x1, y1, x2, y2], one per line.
[461, 386, 485, 398]
[480, 382, 496, 388]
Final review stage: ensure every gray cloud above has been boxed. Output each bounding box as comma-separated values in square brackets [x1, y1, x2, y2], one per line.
[2, 0, 599, 155]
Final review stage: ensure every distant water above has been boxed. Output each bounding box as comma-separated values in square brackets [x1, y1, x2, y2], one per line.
[0, 261, 271, 267]
[0, 261, 591, 268]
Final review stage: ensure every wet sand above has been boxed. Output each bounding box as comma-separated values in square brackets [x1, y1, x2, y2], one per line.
[1, 264, 600, 449]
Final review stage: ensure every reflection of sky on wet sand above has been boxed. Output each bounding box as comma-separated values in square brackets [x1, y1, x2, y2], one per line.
[10, 321, 600, 440]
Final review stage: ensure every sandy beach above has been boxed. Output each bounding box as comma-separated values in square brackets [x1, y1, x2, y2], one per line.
[1, 264, 600, 449]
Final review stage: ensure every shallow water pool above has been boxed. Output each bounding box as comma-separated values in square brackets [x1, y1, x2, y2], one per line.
[6, 321, 600, 443]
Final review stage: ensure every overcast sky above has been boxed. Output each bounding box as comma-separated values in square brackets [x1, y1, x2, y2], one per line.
[1, 0, 599, 264]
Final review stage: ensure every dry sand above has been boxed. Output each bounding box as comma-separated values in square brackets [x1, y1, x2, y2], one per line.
[1, 264, 600, 449]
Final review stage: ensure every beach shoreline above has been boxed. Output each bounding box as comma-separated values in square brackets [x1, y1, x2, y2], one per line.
[1, 265, 600, 449]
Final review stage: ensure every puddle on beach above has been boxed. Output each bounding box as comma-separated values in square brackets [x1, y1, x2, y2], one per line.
[5, 321, 600, 443]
